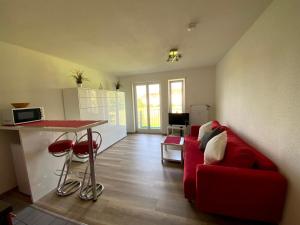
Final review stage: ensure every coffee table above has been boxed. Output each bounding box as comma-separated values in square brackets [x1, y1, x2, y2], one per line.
[161, 136, 184, 164]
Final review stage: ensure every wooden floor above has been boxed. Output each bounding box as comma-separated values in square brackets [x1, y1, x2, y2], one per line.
[2, 134, 270, 225]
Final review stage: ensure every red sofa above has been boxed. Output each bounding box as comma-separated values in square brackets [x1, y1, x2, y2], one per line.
[183, 121, 287, 224]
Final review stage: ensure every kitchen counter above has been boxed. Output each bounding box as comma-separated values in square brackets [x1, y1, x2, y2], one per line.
[0, 120, 107, 132]
[0, 120, 107, 202]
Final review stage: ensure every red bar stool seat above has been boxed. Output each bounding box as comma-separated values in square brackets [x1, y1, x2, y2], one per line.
[73, 140, 98, 155]
[48, 132, 81, 196]
[48, 140, 74, 154]
[73, 131, 104, 200]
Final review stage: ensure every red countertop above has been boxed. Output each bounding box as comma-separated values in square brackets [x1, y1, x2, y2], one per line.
[20, 120, 100, 128]
[0, 120, 108, 132]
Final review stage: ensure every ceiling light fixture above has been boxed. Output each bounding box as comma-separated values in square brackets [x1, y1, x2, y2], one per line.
[187, 21, 198, 32]
[167, 48, 182, 63]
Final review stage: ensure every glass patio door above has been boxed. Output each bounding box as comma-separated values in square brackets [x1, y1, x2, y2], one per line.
[135, 83, 161, 132]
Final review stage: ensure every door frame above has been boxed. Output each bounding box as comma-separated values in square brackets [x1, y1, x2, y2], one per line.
[133, 82, 162, 134]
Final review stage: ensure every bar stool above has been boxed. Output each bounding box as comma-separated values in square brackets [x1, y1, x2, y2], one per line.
[48, 132, 81, 196]
[73, 131, 104, 200]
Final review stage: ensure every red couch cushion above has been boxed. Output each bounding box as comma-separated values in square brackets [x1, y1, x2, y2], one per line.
[211, 120, 221, 129]
[183, 136, 203, 200]
[220, 147, 256, 168]
[226, 128, 278, 171]
[196, 164, 287, 223]
[190, 125, 201, 138]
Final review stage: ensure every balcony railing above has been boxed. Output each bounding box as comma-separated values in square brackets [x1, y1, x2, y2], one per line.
[138, 106, 160, 129]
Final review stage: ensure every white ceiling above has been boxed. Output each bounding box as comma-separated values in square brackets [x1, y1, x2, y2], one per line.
[0, 0, 272, 76]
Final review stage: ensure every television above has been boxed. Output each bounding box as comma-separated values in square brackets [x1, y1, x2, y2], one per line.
[168, 113, 189, 126]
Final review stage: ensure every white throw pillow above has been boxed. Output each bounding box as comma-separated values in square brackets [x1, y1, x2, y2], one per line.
[197, 121, 212, 141]
[204, 131, 227, 165]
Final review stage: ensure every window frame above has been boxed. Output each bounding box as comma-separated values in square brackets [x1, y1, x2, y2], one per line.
[133, 81, 162, 133]
[168, 78, 186, 113]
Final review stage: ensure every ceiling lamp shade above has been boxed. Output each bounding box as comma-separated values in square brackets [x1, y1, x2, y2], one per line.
[167, 48, 182, 62]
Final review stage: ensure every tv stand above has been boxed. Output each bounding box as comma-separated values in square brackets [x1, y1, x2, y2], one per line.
[167, 125, 188, 137]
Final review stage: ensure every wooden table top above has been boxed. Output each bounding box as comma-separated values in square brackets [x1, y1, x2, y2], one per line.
[0, 120, 108, 132]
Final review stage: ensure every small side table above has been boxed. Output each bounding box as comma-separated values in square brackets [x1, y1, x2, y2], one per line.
[161, 136, 184, 165]
[167, 125, 188, 137]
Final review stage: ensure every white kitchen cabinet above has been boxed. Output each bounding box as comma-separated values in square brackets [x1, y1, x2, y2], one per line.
[63, 88, 127, 160]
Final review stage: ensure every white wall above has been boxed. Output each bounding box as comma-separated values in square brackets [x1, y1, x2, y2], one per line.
[119, 67, 215, 133]
[0, 41, 116, 117]
[0, 41, 116, 194]
[216, 0, 300, 224]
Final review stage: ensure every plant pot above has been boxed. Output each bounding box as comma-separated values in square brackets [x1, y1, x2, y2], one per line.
[77, 83, 82, 88]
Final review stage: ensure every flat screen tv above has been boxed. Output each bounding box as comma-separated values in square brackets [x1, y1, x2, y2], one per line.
[168, 113, 189, 126]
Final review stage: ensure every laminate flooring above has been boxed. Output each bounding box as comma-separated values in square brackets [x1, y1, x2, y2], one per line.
[3, 134, 271, 225]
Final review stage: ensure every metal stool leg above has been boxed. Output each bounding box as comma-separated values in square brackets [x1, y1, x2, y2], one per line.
[73, 131, 104, 200]
[79, 154, 104, 200]
[49, 132, 82, 197]
[56, 151, 81, 196]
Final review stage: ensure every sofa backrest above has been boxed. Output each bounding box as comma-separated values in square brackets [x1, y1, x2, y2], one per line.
[223, 127, 278, 171]
[189, 121, 221, 138]
[189, 120, 277, 171]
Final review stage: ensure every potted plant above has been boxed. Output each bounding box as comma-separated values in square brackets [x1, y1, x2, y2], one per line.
[71, 70, 88, 87]
[114, 80, 121, 90]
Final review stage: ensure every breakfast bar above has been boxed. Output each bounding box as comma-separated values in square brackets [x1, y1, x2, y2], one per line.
[0, 120, 107, 202]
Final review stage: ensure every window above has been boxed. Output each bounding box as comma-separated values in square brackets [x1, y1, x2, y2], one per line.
[168, 78, 185, 113]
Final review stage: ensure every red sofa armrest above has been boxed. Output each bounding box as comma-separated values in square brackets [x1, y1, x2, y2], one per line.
[190, 125, 200, 138]
[196, 165, 287, 223]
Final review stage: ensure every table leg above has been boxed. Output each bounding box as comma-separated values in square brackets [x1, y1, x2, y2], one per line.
[87, 128, 97, 201]
[181, 147, 184, 165]
[161, 143, 163, 164]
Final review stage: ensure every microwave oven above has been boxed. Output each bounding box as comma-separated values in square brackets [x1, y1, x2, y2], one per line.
[2, 107, 45, 125]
